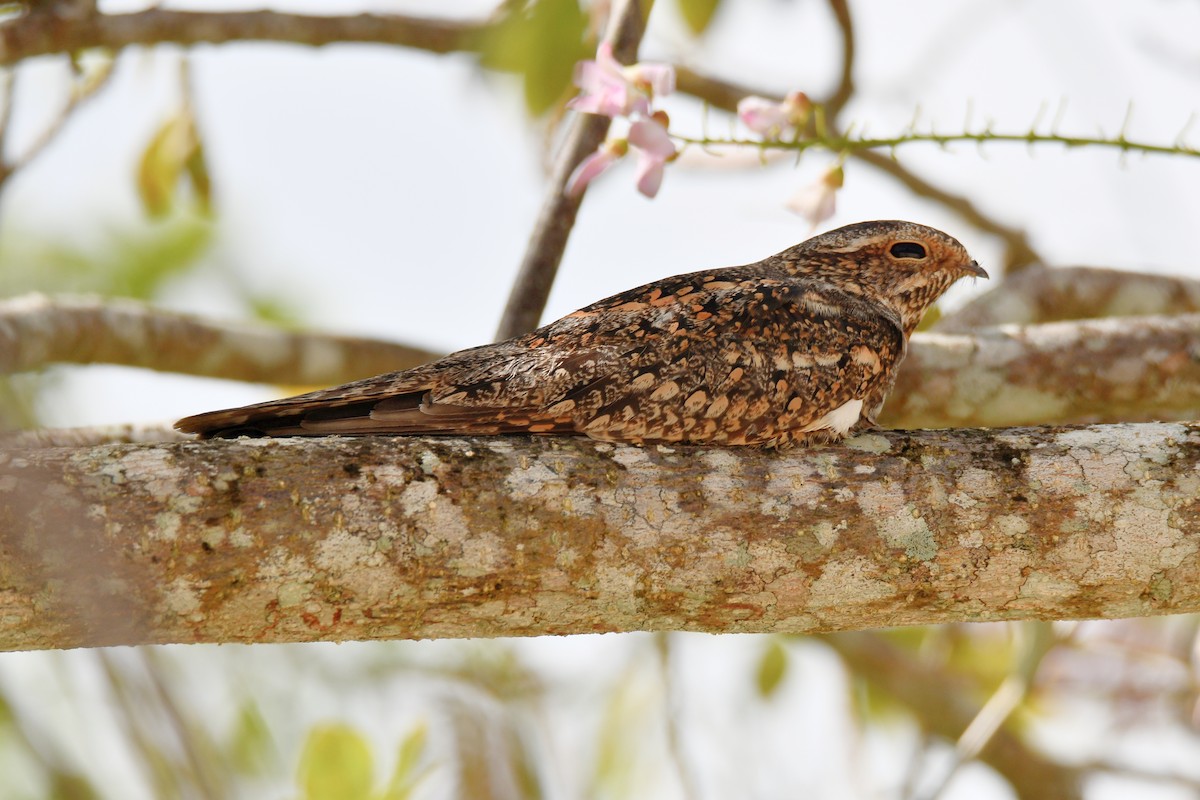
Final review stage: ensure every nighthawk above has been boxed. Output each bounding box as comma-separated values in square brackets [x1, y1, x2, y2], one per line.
[176, 220, 986, 447]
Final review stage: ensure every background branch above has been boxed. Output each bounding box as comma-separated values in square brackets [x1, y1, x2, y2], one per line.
[0, 8, 487, 66]
[823, 631, 1082, 800]
[3, 422, 1199, 651]
[0, 293, 437, 385]
[937, 266, 1200, 331]
[9, 295, 1199, 432]
[886, 313, 1200, 427]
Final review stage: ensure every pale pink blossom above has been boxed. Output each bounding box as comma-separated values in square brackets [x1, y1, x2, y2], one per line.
[566, 139, 628, 197]
[787, 165, 843, 228]
[628, 114, 676, 198]
[568, 42, 675, 118]
[737, 91, 812, 138]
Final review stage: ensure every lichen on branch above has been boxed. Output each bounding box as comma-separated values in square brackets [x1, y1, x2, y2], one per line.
[2, 423, 1199, 651]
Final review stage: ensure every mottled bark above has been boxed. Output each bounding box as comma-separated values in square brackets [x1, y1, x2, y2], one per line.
[2, 423, 1198, 652]
[937, 266, 1200, 331]
[0, 293, 437, 386]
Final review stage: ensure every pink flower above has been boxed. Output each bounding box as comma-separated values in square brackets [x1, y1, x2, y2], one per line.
[566, 139, 628, 197]
[787, 165, 843, 228]
[737, 91, 812, 138]
[568, 42, 675, 118]
[564, 113, 677, 199]
[628, 113, 676, 198]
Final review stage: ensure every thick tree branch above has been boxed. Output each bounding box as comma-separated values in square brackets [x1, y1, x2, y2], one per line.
[494, 0, 653, 340]
[937, 266, 1200, 332]
[0, 293, 438, 384]
[2, 423, 1199, 651]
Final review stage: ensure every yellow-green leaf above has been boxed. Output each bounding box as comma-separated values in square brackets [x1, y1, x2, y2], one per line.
[185, 143, 213, 217]
[228, 702, 273, 776]
[381, 722, 432, 800]
[136, 110, 201, 219]
[756, 639, 789, 698]
[677, 0, 722, 35]
[297, 723, 374, 800]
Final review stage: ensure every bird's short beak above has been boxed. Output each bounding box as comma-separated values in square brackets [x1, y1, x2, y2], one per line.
[964, 260, 988, 279]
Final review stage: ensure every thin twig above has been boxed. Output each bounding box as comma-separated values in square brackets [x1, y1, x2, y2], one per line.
[676, 129, 1200, 161]
[1, 52, 117, 193]
[0, 67, 14, 168]
[0, 8, 487, 66]
[654, 632, 700, 800]
[821, 631, 1083, 800]
[914, 623, 1056, 800]
[493, 0, 655, 340]
[140, 649, 225, 800]
[851, 149, 1040, 272]
[661, 71, 1044, 272]
[824, 0, 855, 118]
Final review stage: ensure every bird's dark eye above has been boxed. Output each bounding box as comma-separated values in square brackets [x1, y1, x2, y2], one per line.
[889, 242, 927, 260]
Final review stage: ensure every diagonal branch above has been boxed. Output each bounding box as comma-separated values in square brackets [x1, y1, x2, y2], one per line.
[494, 0, 654, 340]
[2, 422, 1199, 652]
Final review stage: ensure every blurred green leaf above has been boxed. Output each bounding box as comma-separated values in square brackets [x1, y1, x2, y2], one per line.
[381, 722, 432, 800]
[185, 143, 214, 217]
[297, 724, 374, 800]
[915, 304, 941, 332]
[136, 109, 212, 219]
[480, 0, 590, 115]
[677, 0, 722, 35]
[0, 215, 213, 300]
[245, 294, 303, 329]
[48, 772, 100, 800]
[755, 639, 788, 698]
[228, 702, 274, 776]
[589, 659, 657, 800]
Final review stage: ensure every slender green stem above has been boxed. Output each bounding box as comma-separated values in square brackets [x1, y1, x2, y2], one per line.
[675, 129, 1200, 159]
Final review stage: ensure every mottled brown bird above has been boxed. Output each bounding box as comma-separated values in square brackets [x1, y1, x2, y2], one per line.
[176, 220, 985, 447]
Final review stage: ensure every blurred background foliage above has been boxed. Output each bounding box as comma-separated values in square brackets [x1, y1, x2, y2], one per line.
[3, 0, 1200, 798]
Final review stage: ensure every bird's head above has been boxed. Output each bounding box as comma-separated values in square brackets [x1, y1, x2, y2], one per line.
[781, 220, 987, 335]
